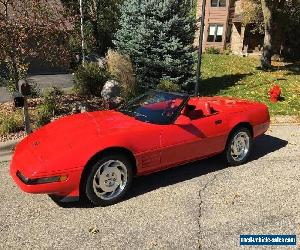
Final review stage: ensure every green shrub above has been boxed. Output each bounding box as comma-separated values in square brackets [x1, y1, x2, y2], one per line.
[156, 79, 180, 92]
[45, 86, 63, 97]
[27, 79, 41, 98]
[106, 49, 136, 100]
[205, 47, 220, 54]
[36, 104, 55, 127]
[0, 115, 23, 135]
[6, 79, 17, 93]
[73, 63, 109, 96]
[224, 48, 232, 55]
[36, 87, 61, 127]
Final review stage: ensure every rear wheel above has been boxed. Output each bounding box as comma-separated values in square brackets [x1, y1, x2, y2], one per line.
[225, 127, 252, 166]
[83, 154, 133, 206]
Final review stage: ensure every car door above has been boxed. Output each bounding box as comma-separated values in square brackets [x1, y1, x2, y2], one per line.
[191, 113, 228, 156]
[160, 112, 228, 168]
[131, 122, 163, 174]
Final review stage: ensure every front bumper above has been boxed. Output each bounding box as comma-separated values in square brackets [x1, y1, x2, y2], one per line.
[10, 160, 83, 198]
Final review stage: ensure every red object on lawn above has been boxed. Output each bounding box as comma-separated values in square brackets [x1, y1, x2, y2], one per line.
[269, 84, 282, 103]
[10, 90, 270, 206]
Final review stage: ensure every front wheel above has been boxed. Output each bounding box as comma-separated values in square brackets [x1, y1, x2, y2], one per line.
[225, 127, 252, 166]
[83, 154, 133, 206]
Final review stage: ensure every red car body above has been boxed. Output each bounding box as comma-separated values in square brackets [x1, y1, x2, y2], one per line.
[10, 96, 270, 201]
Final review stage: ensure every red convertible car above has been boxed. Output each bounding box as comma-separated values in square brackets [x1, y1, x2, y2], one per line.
[10, 90, 270, 206]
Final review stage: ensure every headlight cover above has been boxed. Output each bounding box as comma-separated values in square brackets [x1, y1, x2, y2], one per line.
[16, 171, 67, 185]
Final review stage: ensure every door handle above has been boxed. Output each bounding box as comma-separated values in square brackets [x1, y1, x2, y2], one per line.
[215, 120, 223, 125]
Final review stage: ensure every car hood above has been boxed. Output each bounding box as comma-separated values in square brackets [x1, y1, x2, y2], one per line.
[13, 110, 138, 176]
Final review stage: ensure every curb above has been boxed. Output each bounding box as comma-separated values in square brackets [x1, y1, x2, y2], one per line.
[270, 123, 300, 126]
[0, 139, 21, 162]
[0, 139, 21, 152]
[270, 116, 299, 124]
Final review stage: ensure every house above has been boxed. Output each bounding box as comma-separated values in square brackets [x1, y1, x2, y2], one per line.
[195, 0, 264, 54]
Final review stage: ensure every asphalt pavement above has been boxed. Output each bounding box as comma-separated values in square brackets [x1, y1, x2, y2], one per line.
[0, 74, 73, 102]
[0, 124, 299, 250]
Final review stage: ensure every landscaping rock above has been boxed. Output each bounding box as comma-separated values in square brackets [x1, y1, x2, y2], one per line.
[101, 80, 121, 101]
[71, 102, 89, 114]
[108, 97, 124, 109]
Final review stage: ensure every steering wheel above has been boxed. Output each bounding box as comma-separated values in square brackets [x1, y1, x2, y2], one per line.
[163, 100, 176, 117]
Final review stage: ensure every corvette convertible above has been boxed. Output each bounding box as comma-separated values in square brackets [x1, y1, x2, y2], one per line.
[10, 90, 270, 206]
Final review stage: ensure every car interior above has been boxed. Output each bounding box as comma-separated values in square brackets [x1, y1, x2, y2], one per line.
[183, 100, 218, 120]
[141, 98, 218, 122]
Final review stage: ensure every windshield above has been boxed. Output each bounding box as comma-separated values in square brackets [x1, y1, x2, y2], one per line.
[118, 90, 189, 125]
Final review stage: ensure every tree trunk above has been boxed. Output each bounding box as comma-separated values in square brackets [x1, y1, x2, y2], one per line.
[8, 54, 20, 91]
[260, 0, 273, 69]
[91, 21, 103, 55]
[5, 4, 20, 91]
[12, 61, 19, 90]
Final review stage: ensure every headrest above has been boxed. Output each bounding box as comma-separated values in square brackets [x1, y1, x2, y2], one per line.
[203, 102, 212, 116]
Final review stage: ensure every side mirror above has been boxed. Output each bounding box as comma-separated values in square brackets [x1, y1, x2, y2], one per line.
[174, 115, 191, 126]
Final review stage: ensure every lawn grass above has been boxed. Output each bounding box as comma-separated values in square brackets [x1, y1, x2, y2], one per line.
[200, 54, 300, 116]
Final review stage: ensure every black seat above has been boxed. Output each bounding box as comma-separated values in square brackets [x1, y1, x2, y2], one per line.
[187, 109, 204, 120]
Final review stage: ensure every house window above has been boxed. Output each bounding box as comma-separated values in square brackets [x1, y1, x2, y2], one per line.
[207, 24, 223, 42]
[211, 0, 226, 7]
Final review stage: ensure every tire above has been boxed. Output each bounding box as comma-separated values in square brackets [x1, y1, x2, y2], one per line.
[83, 154, 133, 206]
[225, 127, 252, 166]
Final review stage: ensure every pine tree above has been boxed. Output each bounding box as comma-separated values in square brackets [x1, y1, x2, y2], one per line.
[114, 0, 195, 90]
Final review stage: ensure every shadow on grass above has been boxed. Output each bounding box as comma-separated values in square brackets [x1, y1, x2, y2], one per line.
[53, 134, 287, 209]
[199, 73, 252, 96]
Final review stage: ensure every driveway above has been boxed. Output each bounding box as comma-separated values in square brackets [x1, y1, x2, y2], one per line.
[0, 74, 73, 103]
[0, 124, 299, 250]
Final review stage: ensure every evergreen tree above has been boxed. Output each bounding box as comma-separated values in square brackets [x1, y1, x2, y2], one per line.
[114, 0, 195, 90]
